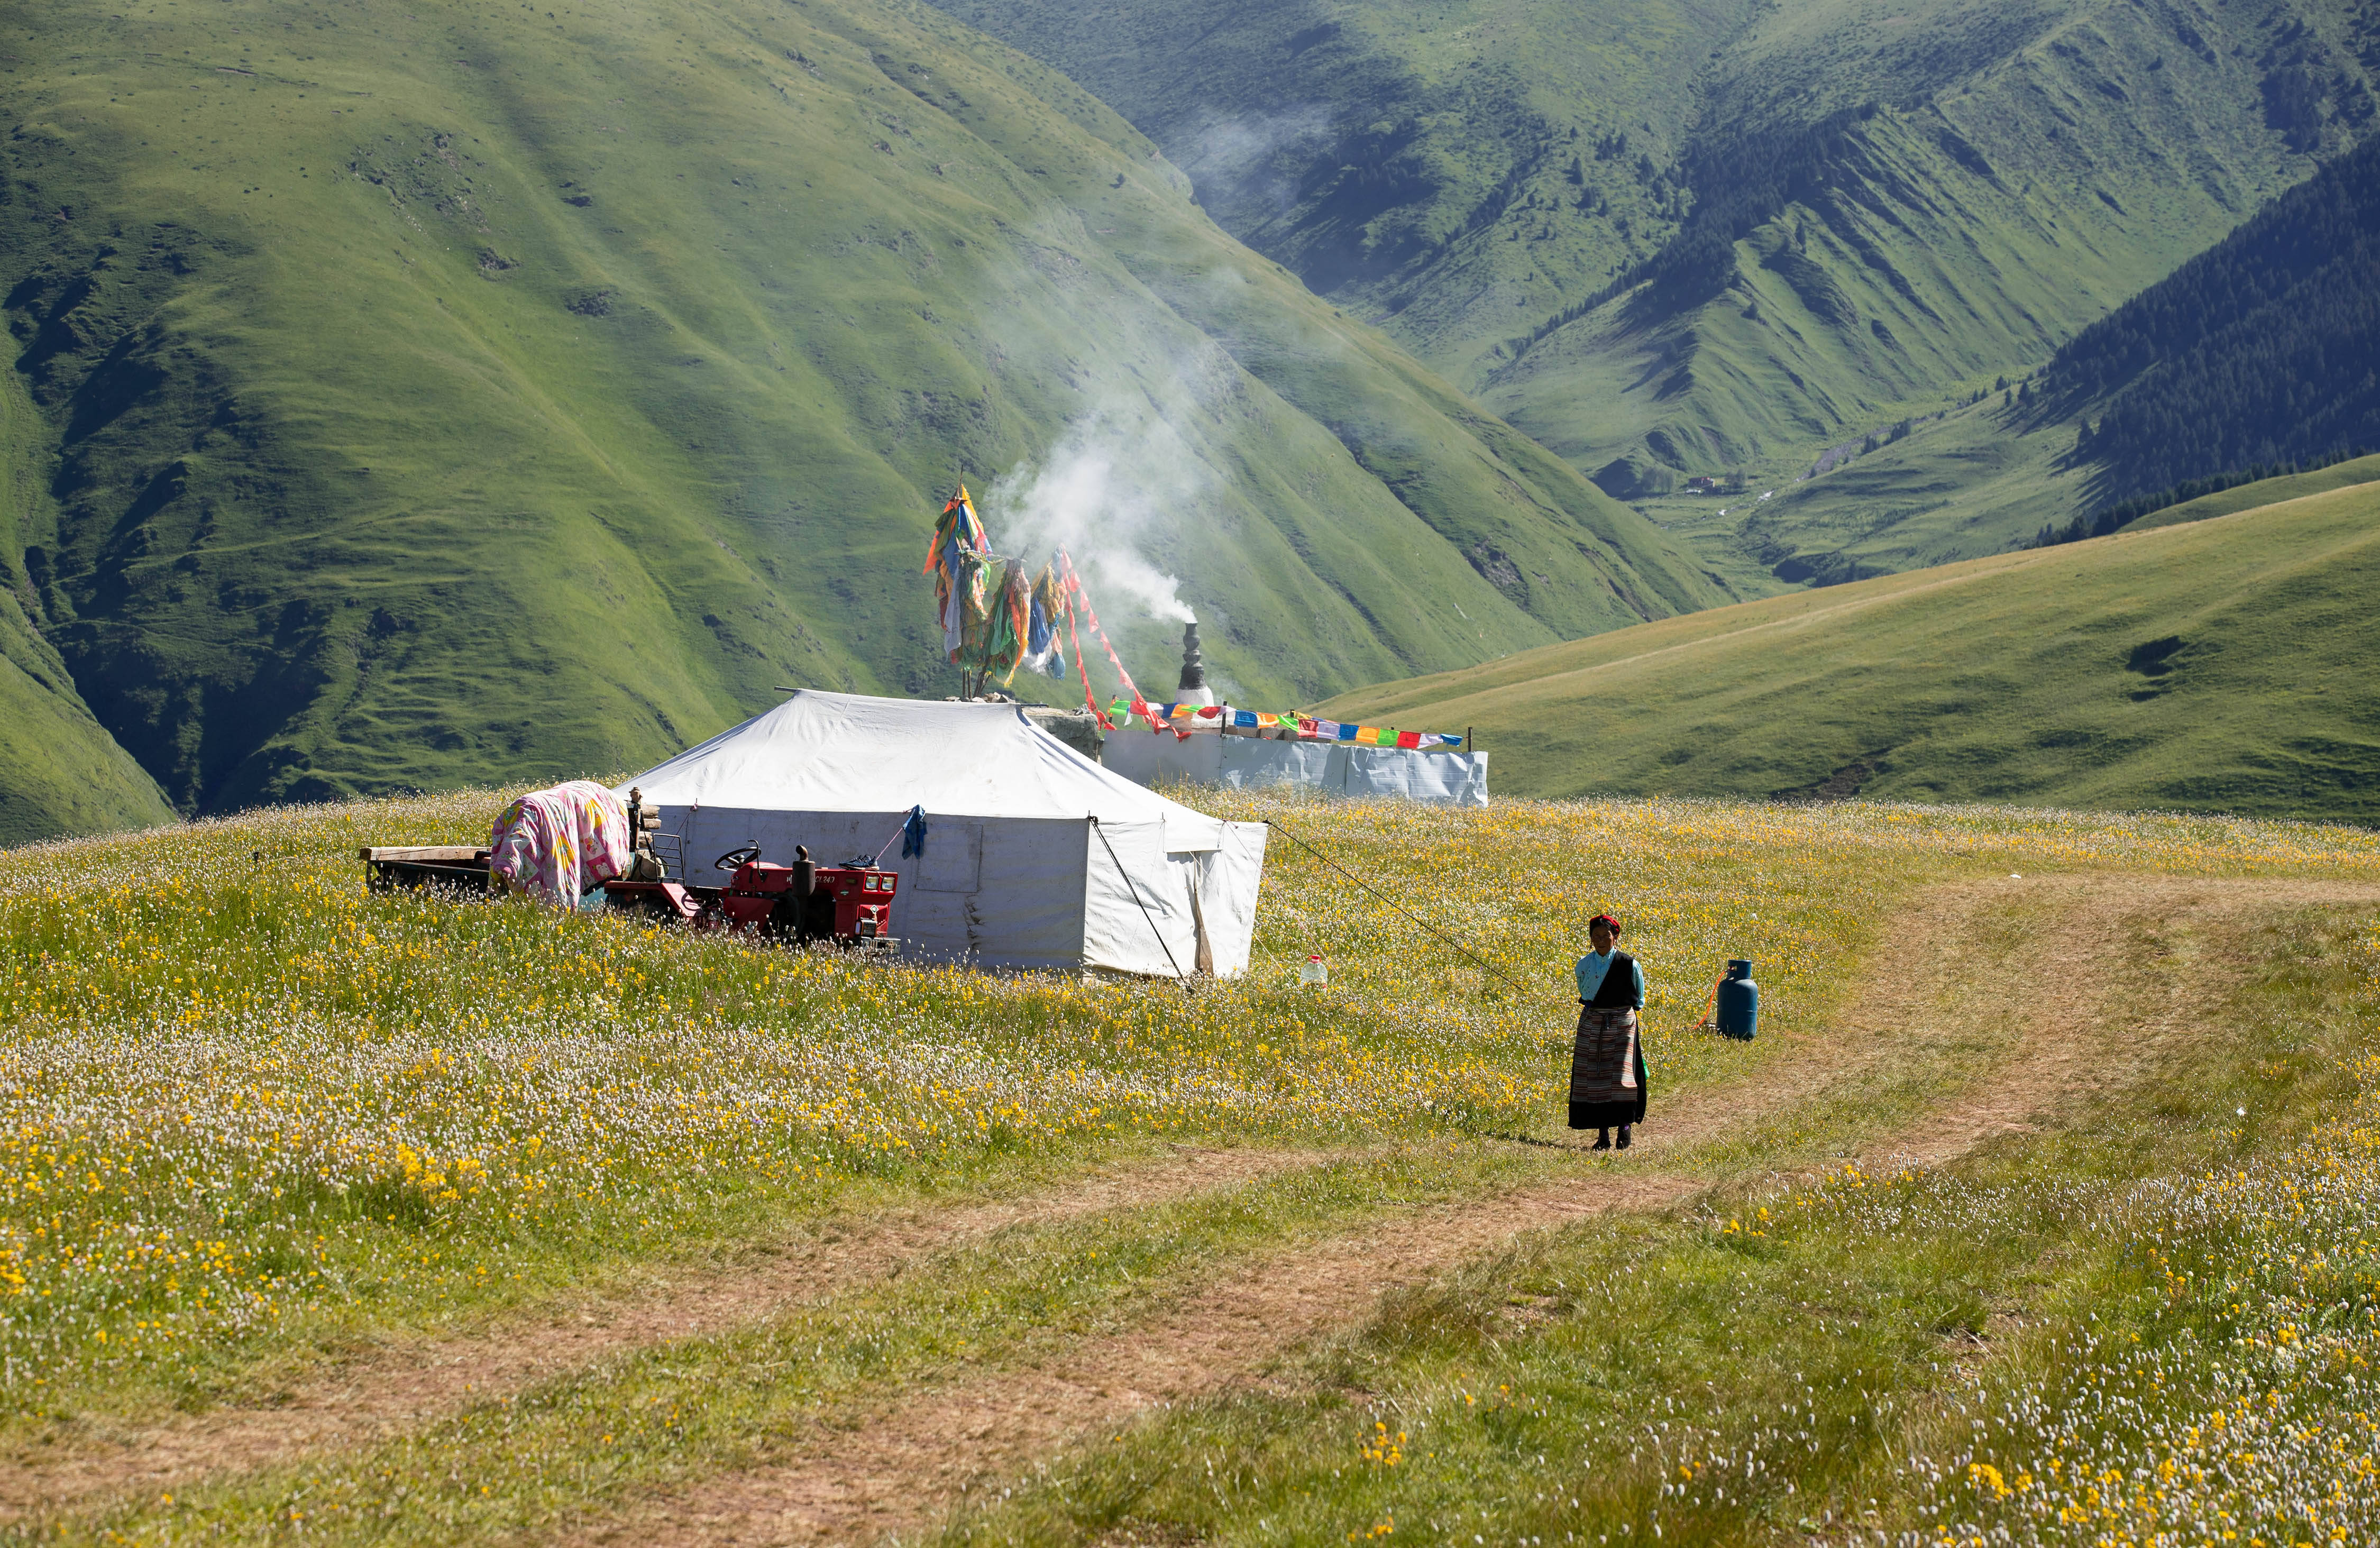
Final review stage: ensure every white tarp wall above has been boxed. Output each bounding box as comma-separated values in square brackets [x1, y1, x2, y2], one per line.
[1104, 730, 1489, 808]
[1339, 746, 1490, 804]
[616, 692, 1266, 976]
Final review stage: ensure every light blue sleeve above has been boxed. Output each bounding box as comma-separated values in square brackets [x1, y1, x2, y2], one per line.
[1628, 959, 1646, 1009]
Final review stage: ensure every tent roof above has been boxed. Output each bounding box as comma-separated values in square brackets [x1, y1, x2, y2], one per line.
[618, 690, 1224, 843]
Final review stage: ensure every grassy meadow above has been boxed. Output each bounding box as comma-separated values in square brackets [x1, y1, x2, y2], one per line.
[1, 786, 2377, 1543]
[950, 902, 2380, 1548]
[1325, 475, 2380, 823]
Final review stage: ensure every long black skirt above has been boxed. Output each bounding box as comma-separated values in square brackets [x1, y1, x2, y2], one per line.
[1566, 1003, 1649, 1130]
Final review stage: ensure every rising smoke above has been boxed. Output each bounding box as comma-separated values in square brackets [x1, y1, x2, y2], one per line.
[1180, 104, 1336, 219]
[965, 218, 1275, 694]
[985, 416, 1199, 625]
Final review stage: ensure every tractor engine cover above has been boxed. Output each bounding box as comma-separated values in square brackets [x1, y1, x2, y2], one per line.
[813, 865, 898, 940]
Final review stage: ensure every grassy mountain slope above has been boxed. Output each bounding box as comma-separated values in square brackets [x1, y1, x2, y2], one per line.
[929, 0, 1749, 383]
[2130, 454, 2380, 530]
[1663, 389, 2093, 584]
[1321, 477, 2380, 822]
[1703, 136, 2380, 580]
[924, 0, 2368, 506]
[2039, 131, 2380, 494]
[0, 366, 176, 842]
[0, 0, 1724, 827]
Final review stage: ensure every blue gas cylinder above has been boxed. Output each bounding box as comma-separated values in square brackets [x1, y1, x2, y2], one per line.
[1716, 959, 1759, 1040]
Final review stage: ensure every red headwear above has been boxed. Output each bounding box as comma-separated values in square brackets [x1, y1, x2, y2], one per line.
[1589, 913, 1623, 935]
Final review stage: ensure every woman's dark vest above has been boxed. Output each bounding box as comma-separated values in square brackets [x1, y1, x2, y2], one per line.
[1585, 951, 1638, 1009]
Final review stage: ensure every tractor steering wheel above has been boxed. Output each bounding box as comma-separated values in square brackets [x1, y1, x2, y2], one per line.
[712, 842, 764, 873]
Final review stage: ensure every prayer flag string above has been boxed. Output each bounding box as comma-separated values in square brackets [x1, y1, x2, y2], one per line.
[922, 491, 1467, 749]
[1056, 548, 1148, 718]
[1104, 699, 1467, 750]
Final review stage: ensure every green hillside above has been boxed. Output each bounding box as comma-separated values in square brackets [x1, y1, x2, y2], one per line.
[1321, 477, 2380, 822]
[1638, 388, 2097, 587]
[924, 0, 2368, 514]
[2038, 131, 2380, 496]
[1689, 135, 2380, 582]
[0, 0, 1724, 829]
[2132, 455, 2380, 531]
[0, 367, 176, 842]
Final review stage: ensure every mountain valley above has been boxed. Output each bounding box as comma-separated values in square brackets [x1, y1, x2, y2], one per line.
[931, 0, 2379, 581]
[0, 0, 2373, 836]
[0, 0, 1724, 833]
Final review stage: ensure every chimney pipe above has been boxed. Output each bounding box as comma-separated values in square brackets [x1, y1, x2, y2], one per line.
[1176, 621, 1214, 706]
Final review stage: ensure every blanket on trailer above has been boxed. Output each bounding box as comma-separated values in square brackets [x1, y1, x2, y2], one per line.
[488, 781, 631, 904]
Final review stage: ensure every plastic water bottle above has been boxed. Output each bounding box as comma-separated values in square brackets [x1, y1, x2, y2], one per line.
[1300, 955, 1328, 987]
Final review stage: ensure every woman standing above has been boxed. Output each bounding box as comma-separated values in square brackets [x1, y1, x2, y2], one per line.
[1569, 913, 1647, 1150]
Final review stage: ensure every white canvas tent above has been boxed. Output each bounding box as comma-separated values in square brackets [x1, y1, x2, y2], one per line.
[614, 691, 1267, 976]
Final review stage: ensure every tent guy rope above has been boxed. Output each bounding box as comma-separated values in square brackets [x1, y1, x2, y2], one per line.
[1262, 818, 1542, 1004]
[1090, 816, 1194, 995]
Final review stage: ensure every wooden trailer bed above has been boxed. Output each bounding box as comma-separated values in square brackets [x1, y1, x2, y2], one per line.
[362, 846, 493, 892]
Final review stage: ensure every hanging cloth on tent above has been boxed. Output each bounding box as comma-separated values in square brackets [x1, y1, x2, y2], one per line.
[956, 551, 998, 665]
[984, 558, 1030, 677]
[922, 486, 990, 591]
[1060, 574, 1109, 727]
[1004, 560, 1033, 657]
[1024, 565, 1065, 678]
[941, 587, 966, 664]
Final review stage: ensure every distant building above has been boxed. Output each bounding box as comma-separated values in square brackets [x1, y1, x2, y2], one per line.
[1683, 475, 1719, 493]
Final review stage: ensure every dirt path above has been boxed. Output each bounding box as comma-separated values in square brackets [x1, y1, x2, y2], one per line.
[1755, 872, 2380, 1171]
[591, 873, 2377, 1547]
[0, 1144, 1330, 1518]
[595, 1171, 1701, 1548]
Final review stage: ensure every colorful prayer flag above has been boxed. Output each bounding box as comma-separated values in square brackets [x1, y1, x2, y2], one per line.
[1396, 730, 1422, 749]
[921, 485, 988, 574]
[1336, 722, 1360, 742]
[1057, 549, 1146, 719]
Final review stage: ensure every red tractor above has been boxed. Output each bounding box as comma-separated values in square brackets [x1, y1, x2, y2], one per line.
[602, 844, 900, 948]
